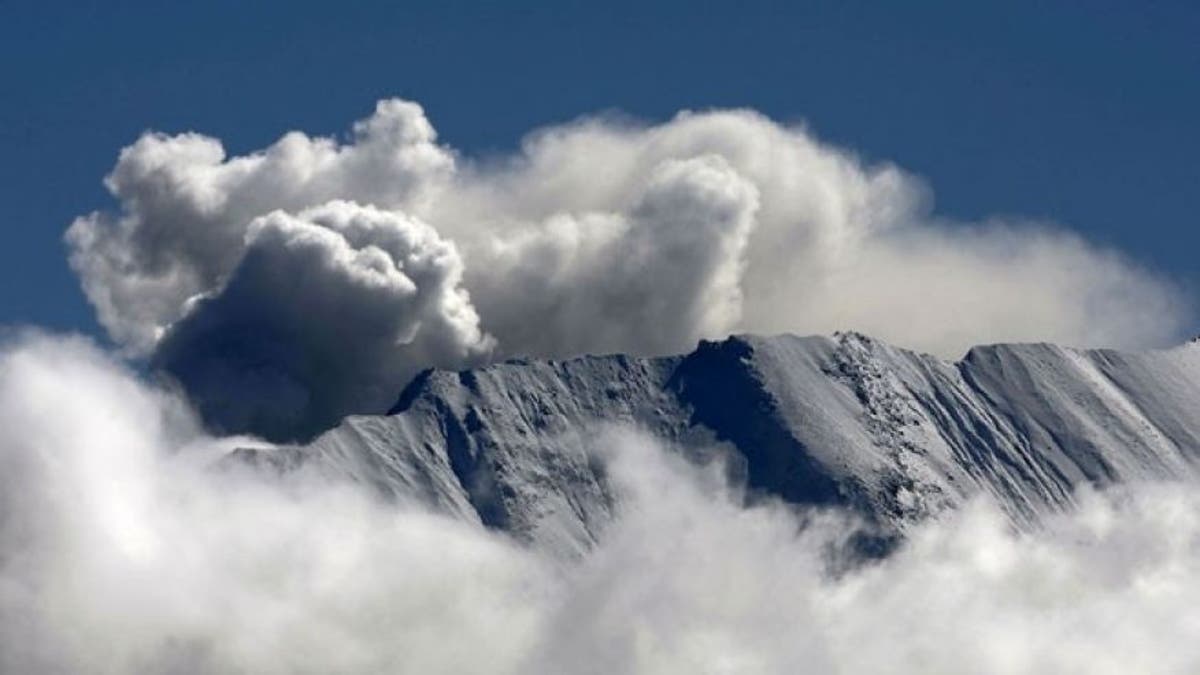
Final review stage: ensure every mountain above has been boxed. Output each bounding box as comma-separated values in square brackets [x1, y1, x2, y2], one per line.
[234, 333, 1200, 557]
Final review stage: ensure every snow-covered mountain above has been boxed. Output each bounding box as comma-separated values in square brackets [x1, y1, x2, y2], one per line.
[236, 333, 1200, 557]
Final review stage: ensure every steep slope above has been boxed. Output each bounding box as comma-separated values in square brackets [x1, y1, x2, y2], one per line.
[240, 333, 1200, 556]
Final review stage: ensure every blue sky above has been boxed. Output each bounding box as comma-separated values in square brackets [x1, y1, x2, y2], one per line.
[3, 0, 1198, 339]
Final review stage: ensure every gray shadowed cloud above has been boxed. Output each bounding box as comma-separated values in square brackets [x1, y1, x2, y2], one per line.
[152, 201, 492, 440]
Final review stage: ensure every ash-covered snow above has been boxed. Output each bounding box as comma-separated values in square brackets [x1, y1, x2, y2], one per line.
[243, 332, 1200, 556]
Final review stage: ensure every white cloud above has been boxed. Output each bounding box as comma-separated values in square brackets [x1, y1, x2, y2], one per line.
[469, 154, 760, 358]
[66, 99, 1192, 439]
[439, 108, 1187, 357]
[4, 334, 1200, 674]
[0, 333, 542, 674]
[67, 99, 454, 354]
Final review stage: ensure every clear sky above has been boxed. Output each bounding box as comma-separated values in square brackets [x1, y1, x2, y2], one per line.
[3, 0, 1198, 339]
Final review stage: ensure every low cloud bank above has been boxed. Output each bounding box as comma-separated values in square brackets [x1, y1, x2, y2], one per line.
[67, 100, 1192, 439]
[3, 334, 1199, 674]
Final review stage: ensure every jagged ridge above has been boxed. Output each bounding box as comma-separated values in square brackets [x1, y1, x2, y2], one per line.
[241, 333, 1200, 556]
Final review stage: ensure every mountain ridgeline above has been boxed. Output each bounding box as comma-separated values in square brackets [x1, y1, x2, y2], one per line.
[237, 333, 1200, 557]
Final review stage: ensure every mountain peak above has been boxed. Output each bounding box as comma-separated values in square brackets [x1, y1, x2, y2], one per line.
[238, 331, 1200, 557]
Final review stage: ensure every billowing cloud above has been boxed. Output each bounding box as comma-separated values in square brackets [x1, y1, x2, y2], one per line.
[153, 201, 492, 440]
[66, 99, 454, 354]
[67, 99, 1192, 439]
[0, 334, 541, 674]
[4, 334, 1200, 674]
[470, 154, 760, 358]
[440, 109, 1187, 356]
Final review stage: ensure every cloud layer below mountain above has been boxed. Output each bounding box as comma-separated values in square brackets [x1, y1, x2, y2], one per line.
[3, 334, 1200, 674]
[67, 100, 1192, 439]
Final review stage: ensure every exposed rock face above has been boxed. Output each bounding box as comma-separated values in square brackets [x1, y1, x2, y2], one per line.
[238, 333, 1200, 556]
